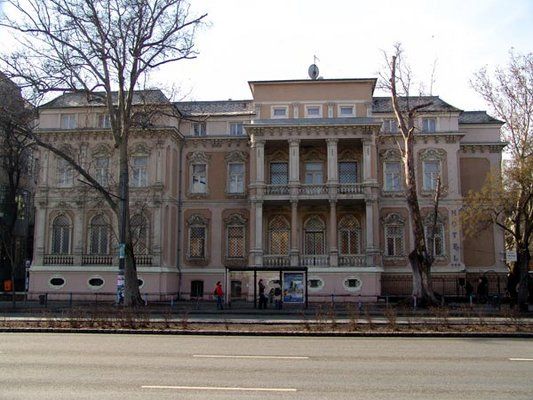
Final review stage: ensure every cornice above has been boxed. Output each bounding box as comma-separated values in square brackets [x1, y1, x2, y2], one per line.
[459, 142, 507, 153]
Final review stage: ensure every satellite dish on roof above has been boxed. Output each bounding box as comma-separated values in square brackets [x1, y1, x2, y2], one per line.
[308, 64, 319, 80]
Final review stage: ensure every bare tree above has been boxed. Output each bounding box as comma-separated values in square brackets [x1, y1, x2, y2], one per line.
[0, 0, 206, 306]
[380, 44, 441, 305]
[0, 72, 34, 307]
[463, 51, 533, 311]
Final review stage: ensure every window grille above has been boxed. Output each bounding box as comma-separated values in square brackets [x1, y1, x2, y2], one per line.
[57, 159, 74, 187]
[227, 225, 245, 258]
[385, 225, 404, 256]
[304, 216, 325, 255]
[270, 162, 288, 185]
[89, 215, 109, 254]
[339, 162, 357, 184]
[131, 214, 148, 254]
[268, 216, 290, 255]
[425, 223, 445, 257]
[95, 157, 109, 186]
[338, 215, 361, 254]
[189, 226, 206, 258]
[52, 215, 70, 254]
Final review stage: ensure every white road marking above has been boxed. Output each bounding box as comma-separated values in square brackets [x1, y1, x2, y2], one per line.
[193, 354, 309, 360]
[142, 385, 297, 392]
[509, 358, 533, 361]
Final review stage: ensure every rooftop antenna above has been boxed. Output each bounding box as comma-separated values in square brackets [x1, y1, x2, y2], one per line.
[308, 55, 320, 80]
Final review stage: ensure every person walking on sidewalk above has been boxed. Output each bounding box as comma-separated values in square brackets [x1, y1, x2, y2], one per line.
[258, 279, 267, 309]
[214, 281, 224, 310]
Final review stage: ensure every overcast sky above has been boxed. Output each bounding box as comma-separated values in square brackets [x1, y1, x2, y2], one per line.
[157, 0, 532, 112]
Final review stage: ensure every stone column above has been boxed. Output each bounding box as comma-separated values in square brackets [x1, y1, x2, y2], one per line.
[73, 203, 84, 266]
[252, 200, 263, 266]
[363, 138, 372, 183]
[33, 204, 47, 265]
[290, 200, 299, 266]
[326, 138, 338, 184]
[329, 200, 338, 267]
[289, 139, 300, 198]
[155, 140, 164, 184]
[152, 205, 162, 267]
[365, 199, 376, 267]
[252, 139, 265, 198]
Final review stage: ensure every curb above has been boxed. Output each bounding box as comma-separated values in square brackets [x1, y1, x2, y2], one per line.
[1, 327, 532, 338]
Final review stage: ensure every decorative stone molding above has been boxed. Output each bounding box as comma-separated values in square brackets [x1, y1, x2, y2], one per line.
[224, 213, 247, 225]
[225, 150, 247, 163]
[382, 212, 405, 225]
[379, 148, 402, 161]
[460, 143, 506, 154]
[130, 142, 151, 155]
[187, 214, 209, 226]
[419, 148, 446, 161]
[187, 151, 210, 164]
[91, 143, 112, 156]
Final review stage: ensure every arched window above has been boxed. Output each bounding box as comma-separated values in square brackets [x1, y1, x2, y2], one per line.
[51, 215, 71, 254]
[268, 216, 290, 255]
[304, 216, 325, 255]
[89, 215, 109, 254]
[383, 213, 405, 257]
[338, 215, 361, 255]
[424, 214, 446, 257]
[188, 215, 208, 259]
[131, 214, 149, 255]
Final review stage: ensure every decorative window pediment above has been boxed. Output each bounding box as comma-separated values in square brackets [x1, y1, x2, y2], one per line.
[225, 151, 247, 163]
[187, 151, 210, 164]
[92, 143, 112, 157]
[224, 213, 247, 225]
[380, 148, 402, 161]
[188, 214, 208, 226]
[419, 148, 446, 161]
[382, 213, 405, 225]
[131, 142, 150, 156]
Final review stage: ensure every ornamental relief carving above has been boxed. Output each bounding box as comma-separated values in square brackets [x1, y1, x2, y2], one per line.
[130, 142, 151, 155]
[187, 151, 210, 164]
[224, 213, 247, 225]
[225, 150, 247, 163]
[379, 148, 402, 161]
[187, 214, 208, 226]
[382, 213, 405, 225]
[419, 148, 446, 161]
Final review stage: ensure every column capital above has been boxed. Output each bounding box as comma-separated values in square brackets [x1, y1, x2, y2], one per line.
[288, 138, 300, 146]
[326, 138, 339, 145]
[251, 138, 265, 147]
[329, 199, 337, 206]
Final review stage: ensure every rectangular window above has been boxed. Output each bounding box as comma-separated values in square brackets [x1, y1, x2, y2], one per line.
[270, 162, 288, 185]
[192, 122, 207, 136]
[57, 159, 74, 187]
[191, 164, 207, 193]
[189, 226, 206, 258]
[272, 106, 288, 119]
[425, 224, 445, 257]
[339, 105, 355, 117]
[228, 163, 244, 193]
[339, 162, 357, 184]
[305, 162, 323, 184]
[95, 157, 109, 186]
[131, 156, 148, 187]
[382, 119, 398, 133]
[384, 161, 401, 191]
[227, 226, 245, 258]
[98, 114, 111, 129]
[422, 118, 436, 133]
[15, 192, 27, 220]
[305, 105, 321, 118]
[385, 225, 404, 256]
[423, 160, 440, 191]
[229, 122, 244, 136]
[60, 114, 77, 129]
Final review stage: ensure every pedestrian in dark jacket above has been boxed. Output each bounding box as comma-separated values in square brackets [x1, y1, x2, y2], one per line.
[258, 279, 267, 309]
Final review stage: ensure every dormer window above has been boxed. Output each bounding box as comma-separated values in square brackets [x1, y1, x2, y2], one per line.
[271, 106, 288, 119]
[305, 105, 322, 118]
[339, 105, 355, 117]
[229, 122, 244, 136]
[422, 118, 436, 133]
[382, 119, 398, 134]
[192, 122, 207, 136]
[60, 114, 77, 129]
[98, 114, 111, 129]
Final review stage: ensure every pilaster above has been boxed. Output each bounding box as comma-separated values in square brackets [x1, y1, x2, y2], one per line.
[329, 200, 338, 267]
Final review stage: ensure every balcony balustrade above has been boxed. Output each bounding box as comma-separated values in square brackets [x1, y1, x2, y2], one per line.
[43, 254, 74, 265]
[299, 184, 328, 196]
[301, 254, 329, 267]
[265, 184, 289, 196]
[82, 254, 113, 265]
[338, 254, 366, 267]
[263, 254, 290, 267]
[135, 255, 153, 266]
[338, 183, 363, 195]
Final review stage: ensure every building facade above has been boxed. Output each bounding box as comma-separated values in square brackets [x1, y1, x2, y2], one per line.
[28, 77, 506, 301]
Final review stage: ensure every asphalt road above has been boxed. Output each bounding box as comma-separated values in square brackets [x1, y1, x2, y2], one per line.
[0, 333, 532, 400]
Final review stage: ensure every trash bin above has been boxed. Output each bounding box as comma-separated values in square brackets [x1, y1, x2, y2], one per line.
[38, 294, 47, 305]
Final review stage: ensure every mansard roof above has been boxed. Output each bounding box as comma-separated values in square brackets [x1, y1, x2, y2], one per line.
[372, 96, 462, 113]
[175, 100, 254, 116]
[40, 89, 170, 109]
[458, 111, 504, 125]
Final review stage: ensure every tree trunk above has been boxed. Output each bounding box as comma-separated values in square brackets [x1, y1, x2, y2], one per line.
[517, 246, 531, 311]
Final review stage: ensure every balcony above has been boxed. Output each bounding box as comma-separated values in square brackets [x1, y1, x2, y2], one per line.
[338, 183, 363, 195]
[299, 184, 328, 197]
[263, 255, 290, 267]
[301, 255, 329, 267]
[82, 254, 113, 265]
[43, 254, 74, 265]
[265, 184, 289, 196]
[135, 255, 153, 266]
[339, 255, 366, 267]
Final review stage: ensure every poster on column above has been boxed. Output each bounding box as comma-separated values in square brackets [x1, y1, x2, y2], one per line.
[283, 272, 304, 303]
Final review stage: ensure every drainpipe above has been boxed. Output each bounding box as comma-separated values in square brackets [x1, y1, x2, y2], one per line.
[176, 138, 184, 299]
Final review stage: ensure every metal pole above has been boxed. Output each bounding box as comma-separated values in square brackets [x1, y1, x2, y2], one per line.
[253, 269, 257, 309]
[117, 170, 127, 303]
